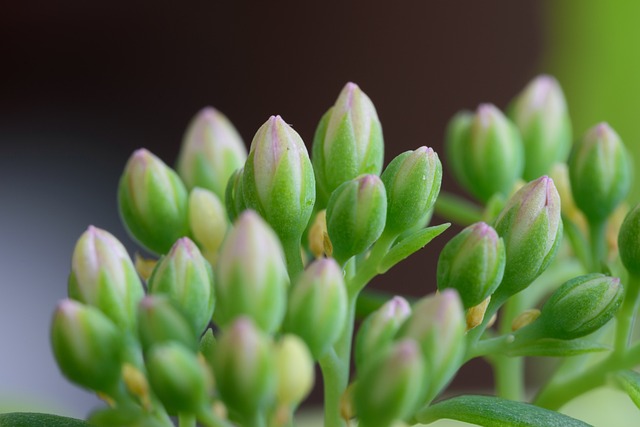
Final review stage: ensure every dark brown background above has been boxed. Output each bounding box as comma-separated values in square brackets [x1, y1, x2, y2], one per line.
[0, 0, 542, 415]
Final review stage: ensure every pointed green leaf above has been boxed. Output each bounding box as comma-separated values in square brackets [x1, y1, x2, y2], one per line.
[615, 370, 640, 410]
[379, 223, 450, 273]
[507, 338, 610, 357]
[416, 395, 593, 426]
[0, 413, 90, 427]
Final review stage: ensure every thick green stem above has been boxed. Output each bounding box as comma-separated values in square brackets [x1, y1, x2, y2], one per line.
[615, 274, 640, 352]
[493, 293, 527, 401]
[283, 237, 304, 279]
[588, 219, 606, 272]
[319, 350, 346, 427]
[434, 191, 483, 226]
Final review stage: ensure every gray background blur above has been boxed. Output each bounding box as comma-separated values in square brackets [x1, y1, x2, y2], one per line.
[0, 1, 541, 417]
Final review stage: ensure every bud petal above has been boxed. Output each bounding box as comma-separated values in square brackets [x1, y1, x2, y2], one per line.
[494, 176, 562, 296]
[51, 300, 122, 392]
[224, 167, 246, 222]
[242, 115, 316, 244]
[177, 107, 247, 199]
[540, 274, 623, 339]
[214, 317, 277, 417]
[137, 295, 198, 352]
[355, 296, 411, 372]
[188, 187, 229, 264]
[326, 174, 387, 262]
[68, 226, 144, 330]
[312, 82, 384, 204]
[274, 334, 315, 406]
[509, 75, 572, 180]
[215, 210, 288, 333]
[145, 342, 210, 415]
[354, 339, 426, 427]
[381, 147, 442, 235]
[569, 123, 632, 222]
[148, 237, 214, 334]
[445, 105, 524, 202]
[437, 222, 505, 309]
[619, 204, 640, 276]
[285, 258, 348, 358]
[118, 149, 190, 254]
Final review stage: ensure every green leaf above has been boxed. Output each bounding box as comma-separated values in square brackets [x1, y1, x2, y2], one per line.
[379, 223, 450, 273]
[0, 413, 90, 427]
[507, 338, 610, 357]
[615, 370, 640, 410]
[416, 395, 593, 426]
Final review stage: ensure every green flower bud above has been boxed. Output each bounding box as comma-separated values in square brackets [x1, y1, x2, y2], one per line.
[509, 75, 572, 180]
[619, 204, 640, 276]
[148, 237, 214, 335]
[176, 107, 247, 199]
[540, 274, 623, 340]
[354, 339, 426, 427]
[445, 104, 524, 202]
[326, 174, 387, 262]
[285, 258, 348, 358]
[355, 296, 411, 372]
[398, 290, 465, 400]
[215, 210, 288, 333]
[214, 317, 277, 417]
[51, 300, 122, 392]
[381, 146, 442, 235]
[118, 149, 190, 254]
[569, 123, 632, 222]
[274, 334, 315, 407]
[242, 115, 316, 244]
[494, 176, 562, 297]
[145, 342, 210, 415]
[68, 226, 144, 330]
[312, 82, 384, 204]
[437, 222, 506, 309]
[225, 167, 246, 222]
[137, 295, 198, 352]
[188, 188, 229, 264]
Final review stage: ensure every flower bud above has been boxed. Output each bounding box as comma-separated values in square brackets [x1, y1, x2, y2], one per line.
[508, 75, 572, 180]
[176, 107, 247, 199]
[68, 226, 144, 330]
[308, 209, 329, 259]
[355, 296, 411, 372]
[214, 317, 277, 417]
[549, 163, 587, 232]
[51, 300, 122, 392]
[619, 204, 640, 276]
[494, 176, 562, 296]
[569, 123, 632, 223]
[312, 82, 384, 204]
[437, 222, 505, 309]
[326, 174, 387, 262]
[274, 334, 315, 407]
[215, 210, 288, 333]
[354, 339, 426, 427]
[540, 274, 623, 340]
[398, 290, 465, 400]
[145, 342, 210, 415]
[511, 308, 541, 332]
[148, 237, 214, 335]
[242, 115, 316, 244]
[466, 296, 491, 331]
[118, 149, 190, 254]
[137, 296, 198, 352]
[225, 167, 246, 222]
[188, 188, 228, 264]
[445, 105, 524, 202]
[285, 258, 348, 358]
[381, 147, 442, 235]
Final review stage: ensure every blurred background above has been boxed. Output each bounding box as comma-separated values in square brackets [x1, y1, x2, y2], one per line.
[2, 0, 640, 420]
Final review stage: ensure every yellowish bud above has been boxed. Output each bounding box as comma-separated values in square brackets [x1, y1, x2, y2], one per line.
[466, 296, 491, 331]
[189, 188, 229, 262]
[274, 335, 314, 406]
[309, 210, 329, 258]
[511, 309, 541, 332]
[340, 382, 356, 422]
[549, 163, 587, 233]
[607, 202, 628, 260]
[122, 363, 151, 409]
[134, 253, 157, 282]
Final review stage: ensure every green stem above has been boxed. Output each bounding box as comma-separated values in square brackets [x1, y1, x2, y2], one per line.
[434, 191, 483, 226]
[349, 232, 396, 294]
[283, 237, 304, 279]
[588, 219, 606, 272]
[319, 349, 346, 427]
[615, 273, 640, 352]
[179, 414, 196, 427]
[493, 293, 527, 401]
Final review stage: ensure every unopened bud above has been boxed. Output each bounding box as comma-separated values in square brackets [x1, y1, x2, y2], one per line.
[225, 167, 246, 222]
[437, 222, 505, 309]
[118, 149, 190, 254]
[274, 335, 314, 406]
[177, 107, 247, 199]
[466, 296, 491, 331]
[215, 211, 288, 333]
[326, 174, 387, 262]
[148, 237, 214, 335]
[511, 309, 541, 332]
[68, 226, 143, 330]
[549, 163, 587, 232]
[445, 105, 524, 202]
[312, 82, 384, 204]
[308, 210, 329, 258]
[134, 253, 157, 282]
[188, 188, 229, 264]
[569, 123, 631, 222]
[137, 296, 198, 352]
[508, 75, 572, 180]
[619, 204, 640, 276]
[381, 147, 442, 235]
[122, 363, 151, 409]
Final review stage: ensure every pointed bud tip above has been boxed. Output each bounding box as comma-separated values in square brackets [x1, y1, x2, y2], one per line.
[387, 296, 411, 317]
